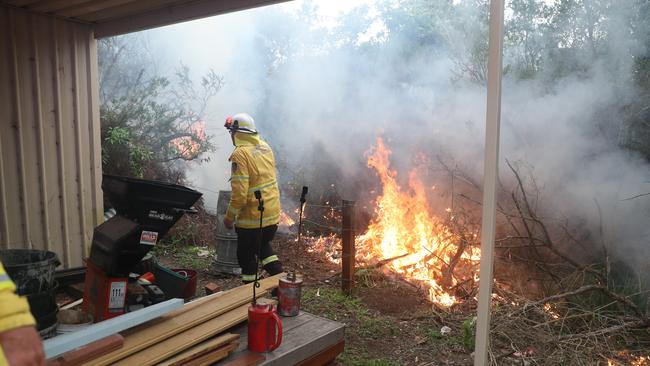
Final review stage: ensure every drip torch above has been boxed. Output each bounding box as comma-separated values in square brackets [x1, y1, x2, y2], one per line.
[248, 190, 282, 352]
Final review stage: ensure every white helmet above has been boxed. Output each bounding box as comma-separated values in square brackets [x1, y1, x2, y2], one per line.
[224, 113, 257, 134]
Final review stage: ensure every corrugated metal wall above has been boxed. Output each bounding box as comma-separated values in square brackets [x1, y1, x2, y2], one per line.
[0, 5, 103, 268]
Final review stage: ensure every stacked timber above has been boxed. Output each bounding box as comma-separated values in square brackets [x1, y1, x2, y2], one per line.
[47, 273, 284, 366]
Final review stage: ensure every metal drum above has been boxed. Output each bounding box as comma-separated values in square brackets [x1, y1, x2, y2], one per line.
[213, 191, 242, 275]
[278, 271, 303, 317]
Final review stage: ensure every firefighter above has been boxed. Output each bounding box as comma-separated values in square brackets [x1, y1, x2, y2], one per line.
[0, 262, 45, 366]
[223, 113, 284, 284]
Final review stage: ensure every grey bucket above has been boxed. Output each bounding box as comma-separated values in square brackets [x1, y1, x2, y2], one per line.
[0, 249, 60, 295]
[213, 191, 242, 275]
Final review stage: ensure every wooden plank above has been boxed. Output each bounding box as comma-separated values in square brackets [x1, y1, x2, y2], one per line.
[165, 287, 227, 317]
[46, 334, 124, 366]
[263, 316, 343, 366]
[219, 353, 265, 366]
[43, 298, 183, 358]
[115, 327, 239, 366]
[216, 312, 345, 366]
[88, 274, 283, 366]
[221, 312, 316, 358]
[474, 0, 505, 365]
[295, 340, 344, 366]
[158, 334, 240, 366]
[93, 0, 291, 38]
[182, 343, 238, 366]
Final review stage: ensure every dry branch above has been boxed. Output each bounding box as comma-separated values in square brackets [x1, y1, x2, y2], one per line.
[525, 284, 646, 320]
[558, 320, 648, 340]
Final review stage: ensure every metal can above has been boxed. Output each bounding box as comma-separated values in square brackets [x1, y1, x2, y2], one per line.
[278, 271, 303, 317]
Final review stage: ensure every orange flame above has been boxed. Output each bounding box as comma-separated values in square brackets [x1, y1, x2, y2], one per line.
[280, 210, 296, 227]
[171, 121, 208, 159]
[357, 137, 480, 306]
[610, 352, 650, 366]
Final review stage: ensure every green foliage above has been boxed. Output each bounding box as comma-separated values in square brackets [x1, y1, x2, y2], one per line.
[99, 36, 219, 181]
[152, 221, 215, 270]
[427, 328, 443, 342]
[462, 316, 477, 351]
[301, 287, 402, 365]
[359, 316, 398, 338]
[302, 287, 365, 320]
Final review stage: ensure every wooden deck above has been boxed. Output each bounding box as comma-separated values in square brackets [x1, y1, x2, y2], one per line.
[216, 311, 345, 366]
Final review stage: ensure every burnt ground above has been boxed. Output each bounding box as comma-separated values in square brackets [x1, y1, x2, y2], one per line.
[151, 212, 650, 365]
[47, 203, 650, 365]
[150, 224, 650, 365]
[155, 226, 477, 366]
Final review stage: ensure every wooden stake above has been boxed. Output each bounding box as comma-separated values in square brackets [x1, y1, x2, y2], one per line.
[341, 200, 355, 295]
[474, 0, 505, 365]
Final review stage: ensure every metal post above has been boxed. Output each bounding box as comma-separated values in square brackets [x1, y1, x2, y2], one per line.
[474, 0, 505, 365]
[341, 200, 355, 295]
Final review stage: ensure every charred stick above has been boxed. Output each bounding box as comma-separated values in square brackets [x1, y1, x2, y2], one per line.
[357, 253, 410, 270]
[443, 238, 467, 288]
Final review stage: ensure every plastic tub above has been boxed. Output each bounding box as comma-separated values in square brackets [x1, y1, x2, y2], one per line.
[153, 264, 188, 300]
[0, 249, 60, 295]
[172, 269, 197, 299]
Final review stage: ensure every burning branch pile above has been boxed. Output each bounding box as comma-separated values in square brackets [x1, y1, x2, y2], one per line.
[288, 138, 650, 364]
[357, 138, 480, 306]
[460, 159, 650, 364]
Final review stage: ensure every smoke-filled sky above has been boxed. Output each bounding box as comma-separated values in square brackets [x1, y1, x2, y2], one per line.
[135, 0, 649, 272]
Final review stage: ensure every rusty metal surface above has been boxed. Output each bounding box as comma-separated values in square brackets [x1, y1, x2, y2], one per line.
[278, 272, 303, 317]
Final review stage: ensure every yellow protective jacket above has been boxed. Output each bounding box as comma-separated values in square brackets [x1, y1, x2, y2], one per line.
[0, 262, 36, 364]
[226, 133, 281, 229]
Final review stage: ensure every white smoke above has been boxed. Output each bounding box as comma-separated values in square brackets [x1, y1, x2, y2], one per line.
[136, 0, 649, 272]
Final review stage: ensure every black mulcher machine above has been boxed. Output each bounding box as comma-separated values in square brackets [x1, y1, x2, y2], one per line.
[83, 175, 202, 322]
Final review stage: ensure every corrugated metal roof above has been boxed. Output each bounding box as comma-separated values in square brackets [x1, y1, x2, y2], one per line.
[0, 0, 290, 37]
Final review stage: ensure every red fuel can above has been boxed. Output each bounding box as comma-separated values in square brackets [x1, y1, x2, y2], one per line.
[247, 302, 282, 353]
[278, 271, 303, 317]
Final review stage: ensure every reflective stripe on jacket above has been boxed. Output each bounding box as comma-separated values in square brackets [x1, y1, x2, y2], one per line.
[226, 132, 281, 229]
[0, 262, 35, 335]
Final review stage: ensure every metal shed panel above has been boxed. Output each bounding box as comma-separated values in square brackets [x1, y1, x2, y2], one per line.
[0, 5, 102, 267]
